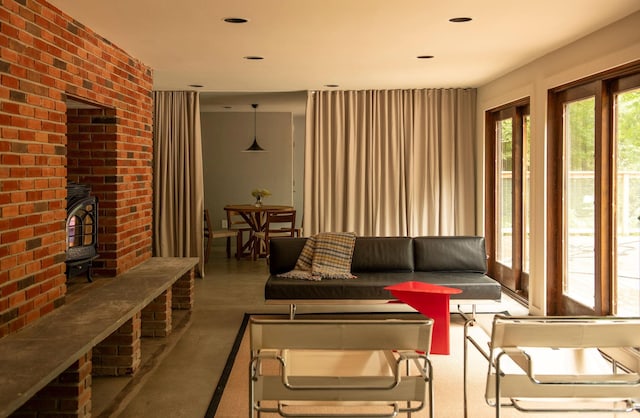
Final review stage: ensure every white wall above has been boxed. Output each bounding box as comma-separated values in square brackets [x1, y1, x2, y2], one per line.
[201, 111, 297, 230]
[476, 11, 640, 314]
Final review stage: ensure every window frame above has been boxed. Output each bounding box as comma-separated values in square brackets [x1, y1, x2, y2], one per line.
[485, 99, 530, 302]
[547, 61, 640, 315]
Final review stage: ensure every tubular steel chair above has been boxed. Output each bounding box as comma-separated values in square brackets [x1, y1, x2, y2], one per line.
[464, 314, 640, 417]
[249, 318, 434, 418]
[252, 209, 296, 260]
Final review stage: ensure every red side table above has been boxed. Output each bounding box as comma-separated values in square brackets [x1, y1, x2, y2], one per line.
[385, 281, 462, 355]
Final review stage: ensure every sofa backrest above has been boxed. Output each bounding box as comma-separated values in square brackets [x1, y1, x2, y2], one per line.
[269, 237, 307, 274]
[413, 236, 487, 273]
[269, 235, 487, 275]
[350, 237, 414, 272]
[269, 236, 414, 275]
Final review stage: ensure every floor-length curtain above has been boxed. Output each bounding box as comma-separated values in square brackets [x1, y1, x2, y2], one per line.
[304, 88, 476, 236]
[153, 91, 205, 275]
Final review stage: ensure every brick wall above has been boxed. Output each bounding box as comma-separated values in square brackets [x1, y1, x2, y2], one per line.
[0, 0, 154, 337]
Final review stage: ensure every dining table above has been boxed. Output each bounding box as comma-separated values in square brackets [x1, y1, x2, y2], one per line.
[224, 204, 294, 258]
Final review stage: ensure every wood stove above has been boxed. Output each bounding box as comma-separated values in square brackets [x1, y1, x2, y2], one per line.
[66, 183, 99, 282]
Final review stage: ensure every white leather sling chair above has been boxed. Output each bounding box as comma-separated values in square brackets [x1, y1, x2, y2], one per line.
[464, 314, 640, 417]
[249, 318, 434, 418]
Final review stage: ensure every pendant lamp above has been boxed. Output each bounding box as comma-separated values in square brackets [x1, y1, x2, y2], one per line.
[243, 103, 266, 152]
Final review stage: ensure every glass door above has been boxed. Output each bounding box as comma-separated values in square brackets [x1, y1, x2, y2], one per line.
[614, 85, 640, 316]
[486, 101, 530, 300]
[496, 116, 513, 269]
[563, 96, 596, 309]
[549, 68, 640, 316]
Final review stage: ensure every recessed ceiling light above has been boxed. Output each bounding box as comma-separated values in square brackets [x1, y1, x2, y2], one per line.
[244, 56, 264, 60]
[188, 84, 203, 88]
[223, 17, 248, 24]
[417, 55, 434, 59]
[449, 17, 472, 23]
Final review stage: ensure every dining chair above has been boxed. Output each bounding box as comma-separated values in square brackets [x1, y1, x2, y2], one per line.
[252, 209, 296, 260]
[226, 209, 253, 258]
[204, 209, 240, 262]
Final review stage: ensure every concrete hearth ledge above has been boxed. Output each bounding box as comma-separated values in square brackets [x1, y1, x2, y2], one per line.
[0, 256, 198, 417]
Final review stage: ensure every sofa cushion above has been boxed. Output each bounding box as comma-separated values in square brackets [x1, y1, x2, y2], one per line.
[351, 237, 414, 272]
[264, 271, 501, 301]
[413, 236, 487, 273]
[410, 271, 500, 300]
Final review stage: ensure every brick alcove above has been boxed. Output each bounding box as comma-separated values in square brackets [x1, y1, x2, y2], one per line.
[66, 101, 119, 280]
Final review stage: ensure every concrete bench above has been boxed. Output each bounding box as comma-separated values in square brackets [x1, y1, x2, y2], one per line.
[0, 256, 198, 418]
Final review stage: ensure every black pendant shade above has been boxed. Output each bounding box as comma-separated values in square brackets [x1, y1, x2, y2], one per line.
[244, 103, 266, 152]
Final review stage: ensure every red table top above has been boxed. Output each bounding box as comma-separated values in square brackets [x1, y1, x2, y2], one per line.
[385, 281, 462, 295]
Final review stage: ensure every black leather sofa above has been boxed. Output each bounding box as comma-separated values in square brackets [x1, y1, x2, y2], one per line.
[265, 236, 502, 317]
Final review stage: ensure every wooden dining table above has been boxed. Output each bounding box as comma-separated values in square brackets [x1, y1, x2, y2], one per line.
[224, 204, 294, 258]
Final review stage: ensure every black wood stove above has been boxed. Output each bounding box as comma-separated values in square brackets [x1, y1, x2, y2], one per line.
[66, 183, 98, 282]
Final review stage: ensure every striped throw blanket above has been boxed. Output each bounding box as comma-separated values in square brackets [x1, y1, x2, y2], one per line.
[277, 232, 357, 280]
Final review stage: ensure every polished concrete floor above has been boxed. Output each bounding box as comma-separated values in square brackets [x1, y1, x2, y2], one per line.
[101, 246, 526, 418]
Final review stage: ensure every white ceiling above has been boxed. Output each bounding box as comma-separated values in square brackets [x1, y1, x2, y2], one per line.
[48, 0, 640, 113]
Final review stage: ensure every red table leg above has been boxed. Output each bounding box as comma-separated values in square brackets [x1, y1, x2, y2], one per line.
[385, 282, 462, 355]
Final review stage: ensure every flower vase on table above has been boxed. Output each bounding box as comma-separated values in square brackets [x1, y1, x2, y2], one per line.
[251, 188, 271, 207]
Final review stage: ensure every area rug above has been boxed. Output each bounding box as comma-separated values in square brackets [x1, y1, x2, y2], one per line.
[206, 312, 600, 418]
[207, 312, 483, 418]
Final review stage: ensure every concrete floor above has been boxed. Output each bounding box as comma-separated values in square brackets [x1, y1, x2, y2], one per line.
[97, 247, 526, 418]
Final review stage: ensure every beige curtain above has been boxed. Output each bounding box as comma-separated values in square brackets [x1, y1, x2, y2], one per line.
[304, 88, 476, 237]
[153, 91, 205, 275]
